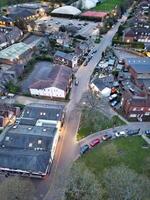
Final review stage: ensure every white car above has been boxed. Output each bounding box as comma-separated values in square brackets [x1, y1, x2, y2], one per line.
[111, 100, 118, 107]
[115, 131, 126, 137]
[109, 94, 117, 101]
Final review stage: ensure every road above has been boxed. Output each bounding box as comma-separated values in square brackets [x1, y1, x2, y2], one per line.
[34, 14, 130, 200]
[79, 122, 150, 147]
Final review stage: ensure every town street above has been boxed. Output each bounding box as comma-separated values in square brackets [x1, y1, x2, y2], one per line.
[32, 13, 131, 200]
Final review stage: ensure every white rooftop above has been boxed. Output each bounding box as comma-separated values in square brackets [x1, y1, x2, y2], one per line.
[52, 6, 81, 15]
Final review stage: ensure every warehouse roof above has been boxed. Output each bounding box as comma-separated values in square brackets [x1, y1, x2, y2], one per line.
[0, 42, 31, 61]
[21, 103, 64, 122]
[125, 58, 150, 73]
[30, 65, 72, 91]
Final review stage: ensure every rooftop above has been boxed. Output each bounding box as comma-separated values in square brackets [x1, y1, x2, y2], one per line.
[54, 50, 75, 61]
[81, 11, 108, 18]
[0, 42, 31, 61]
[52, 6, 81, 15]
[125, 57, 150, 73]
[30, 65, 72, 91]
[21, 103, 64, 122]
[0, 103, 63, 174]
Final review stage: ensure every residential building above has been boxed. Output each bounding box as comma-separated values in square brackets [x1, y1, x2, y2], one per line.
[0, 26, 23, 50]
[29, 65, 72, 99]
[49, 32, 72, 48]
[123, 27, 150, 43]
[0, 104, 20, 128]
[0, 103, 65, 178]
[90, 75, 114, 96]
[75, 41, 90, 57]
[121, 92, 150, 120]
[54, 51, 78, 68]
[0, 16, 14, 27]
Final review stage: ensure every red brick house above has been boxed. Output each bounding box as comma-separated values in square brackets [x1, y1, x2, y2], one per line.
[121, 92, 150, 120]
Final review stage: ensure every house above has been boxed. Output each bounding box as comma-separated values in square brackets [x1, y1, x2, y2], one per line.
[29, 65, 72, 99]
[121, 92, 150, 120]
[54, 51, 78, 68]
[0, 16, 14, 27]
[123, 27, 150, 43]
[0, 104, 20, 128]
[49, 32, 72, 48]
[90, 75, 114, 96]
[75, 41, 90, 57]
[0, 26, 23, 50]
[125, 58, 150, 79]
[0, 103, 64, 178]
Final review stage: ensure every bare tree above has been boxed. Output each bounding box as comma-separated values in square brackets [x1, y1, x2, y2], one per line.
[0, 176, 35, 200]
[64, 163, 103, 200]
[103, 165, 150, 200]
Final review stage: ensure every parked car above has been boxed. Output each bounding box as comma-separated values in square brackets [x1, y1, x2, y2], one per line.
[109, 94, 117, 101]
[145, 130, 150, 135]
[102, 134, 112, 141]
[127, 129, 140, 136]
[90, 138, 100, 147]
[80, 144, 89, 154]
[115, 131, 126, 137]
[92, 50, 97, 54]
[111, 100, 118, 107]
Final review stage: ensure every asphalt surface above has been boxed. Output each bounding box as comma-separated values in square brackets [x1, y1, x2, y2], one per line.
[37, 13, 131, 200]
[79, 122, 150, 147]
[0, 11, 133, 200]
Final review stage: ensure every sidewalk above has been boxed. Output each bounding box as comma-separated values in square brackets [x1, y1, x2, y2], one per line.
[141, 134, 150, 145]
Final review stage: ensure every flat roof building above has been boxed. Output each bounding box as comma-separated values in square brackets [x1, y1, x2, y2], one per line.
[125, 57, 150, 79]
[0, 103, 65, 178]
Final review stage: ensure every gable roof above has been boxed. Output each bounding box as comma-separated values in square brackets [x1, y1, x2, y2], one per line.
[30, 65, 72, 91]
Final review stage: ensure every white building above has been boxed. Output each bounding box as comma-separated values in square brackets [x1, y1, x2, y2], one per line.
[30, 65, 72, 99]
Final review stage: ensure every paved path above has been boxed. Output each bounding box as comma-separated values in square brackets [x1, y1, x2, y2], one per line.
[141, 134, 150, 145]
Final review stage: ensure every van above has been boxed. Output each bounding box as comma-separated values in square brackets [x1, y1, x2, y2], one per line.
[109, 94, 117, 101]
[129, 88, 135, 94]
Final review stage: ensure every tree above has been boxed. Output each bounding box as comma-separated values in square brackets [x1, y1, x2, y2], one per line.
[103, 165, 150, 200]
[0, 176, 35, 200]
[65, 163, 103, 200]
[6, 81, 20, 94]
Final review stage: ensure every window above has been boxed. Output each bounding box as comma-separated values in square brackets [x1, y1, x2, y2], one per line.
[130, 114, 136, 118]
[141, 107, 144, 111]
[133, 107, 137, 111]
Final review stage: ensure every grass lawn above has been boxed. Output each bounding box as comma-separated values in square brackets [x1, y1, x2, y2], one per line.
[94, 0, 122, 12]
[79, 136, 150, 178]
[0, 0, 8, 7]
[77, 109, 126, 140]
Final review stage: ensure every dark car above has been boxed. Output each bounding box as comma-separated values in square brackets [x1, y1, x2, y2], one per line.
[102, 134, 112, 141]
[127, 128, 140, 136]
[80, 144, 89, 154]
[145, 130, 150, 135]
[90, 138, 100, 147]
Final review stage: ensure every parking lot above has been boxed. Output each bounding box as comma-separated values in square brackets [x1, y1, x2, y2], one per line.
[36, 16, 98, 37]
[21, 61, 54, 93]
